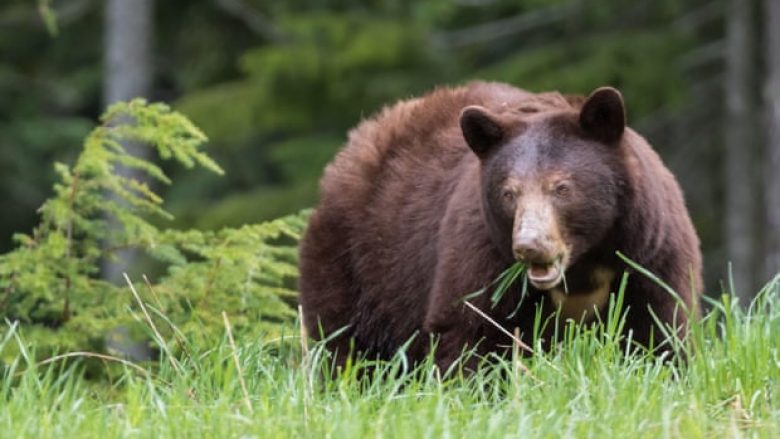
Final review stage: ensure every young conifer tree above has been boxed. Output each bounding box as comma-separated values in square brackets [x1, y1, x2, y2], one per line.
[0, 100, 306, 365]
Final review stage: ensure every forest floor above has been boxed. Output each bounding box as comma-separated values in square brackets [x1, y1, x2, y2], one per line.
[1, 284, 778, 438]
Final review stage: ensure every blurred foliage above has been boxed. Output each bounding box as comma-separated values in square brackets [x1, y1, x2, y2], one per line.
[1, 0, 724, 282]
[0, 101, 306, 367]
[174, 11, 448, 228]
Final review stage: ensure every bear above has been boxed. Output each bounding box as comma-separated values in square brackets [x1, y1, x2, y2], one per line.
[298, 81, 702, 371]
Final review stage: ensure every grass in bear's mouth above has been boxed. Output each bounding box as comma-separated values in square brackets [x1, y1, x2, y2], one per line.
[462, 262, 527, 310]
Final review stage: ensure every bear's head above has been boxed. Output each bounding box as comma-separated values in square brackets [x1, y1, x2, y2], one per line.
[460, 87, 628, 290]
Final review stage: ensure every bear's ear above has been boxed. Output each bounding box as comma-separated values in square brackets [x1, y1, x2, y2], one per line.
[579, 87, 626, 145]
[460, 105, 505, 158]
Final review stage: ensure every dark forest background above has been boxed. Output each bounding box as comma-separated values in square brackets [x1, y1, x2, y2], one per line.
[1, 0, 779, 301]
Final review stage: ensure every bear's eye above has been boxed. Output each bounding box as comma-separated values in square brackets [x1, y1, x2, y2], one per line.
[554, 182, 571, 197]
[502, 189, 515, 203]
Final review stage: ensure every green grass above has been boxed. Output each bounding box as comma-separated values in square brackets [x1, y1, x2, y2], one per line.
[1, 275, 779, 438]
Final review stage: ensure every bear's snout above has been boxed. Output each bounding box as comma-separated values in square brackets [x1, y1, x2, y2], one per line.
[512, 199, 565, 266]
[513, 221, 567, 290]
[512, 235, 559, 264]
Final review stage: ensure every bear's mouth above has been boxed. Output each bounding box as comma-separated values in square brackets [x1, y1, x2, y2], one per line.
[527, 258, 564, 290]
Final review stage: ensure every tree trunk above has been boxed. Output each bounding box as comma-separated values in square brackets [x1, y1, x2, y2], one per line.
[765, 0, 780, 282]
[104, 0, 153, 106]
[102, 0, 154, 283]
[724, 0, 757, 301]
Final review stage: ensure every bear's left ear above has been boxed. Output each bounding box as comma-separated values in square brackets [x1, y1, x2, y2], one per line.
[460, 105, 506, 158]
[579, 87, 626, 145]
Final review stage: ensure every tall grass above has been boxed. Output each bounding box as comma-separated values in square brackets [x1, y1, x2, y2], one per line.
[0, 274, 778, 438]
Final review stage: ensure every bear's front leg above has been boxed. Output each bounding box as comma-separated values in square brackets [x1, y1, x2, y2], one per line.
[423, 307, 483, 374]
[423, 264, 506, 373]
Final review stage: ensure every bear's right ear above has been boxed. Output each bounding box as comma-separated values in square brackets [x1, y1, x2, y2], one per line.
[460, 106, 505, 158]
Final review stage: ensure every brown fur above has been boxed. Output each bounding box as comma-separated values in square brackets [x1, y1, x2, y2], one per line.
[298, 82, 702, 369]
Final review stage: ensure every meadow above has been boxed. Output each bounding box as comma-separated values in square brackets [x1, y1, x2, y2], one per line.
[1, 276, 778, 438]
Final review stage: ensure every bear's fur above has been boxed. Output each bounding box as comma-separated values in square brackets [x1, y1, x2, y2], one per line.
[299, 82, 702, 370]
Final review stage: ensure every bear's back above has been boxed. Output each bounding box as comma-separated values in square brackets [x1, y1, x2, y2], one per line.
[317, 82, 572, 213]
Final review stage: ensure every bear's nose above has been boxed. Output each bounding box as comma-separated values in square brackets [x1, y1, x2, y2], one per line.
[512, 236, 553, 263]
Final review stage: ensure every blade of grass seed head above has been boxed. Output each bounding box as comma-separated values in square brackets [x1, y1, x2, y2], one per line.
[298, 305, 310, 359]
[141, 273, 198, 365]
[141, 274, 165, 311]
[464, 301, 534, 358]
[298, 304, 312, 425]
[144, 304, 198, 371]
[36, 352, 151, 378]
[222, 311, 253, 414]
[124, 273, 182, 375]
[461, 301, 556, 381]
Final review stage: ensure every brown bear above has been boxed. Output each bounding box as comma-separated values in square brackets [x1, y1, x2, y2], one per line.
[298, 81, 702, 370]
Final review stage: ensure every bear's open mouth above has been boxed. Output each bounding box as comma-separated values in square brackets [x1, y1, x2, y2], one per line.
[527, 258, 564, 290]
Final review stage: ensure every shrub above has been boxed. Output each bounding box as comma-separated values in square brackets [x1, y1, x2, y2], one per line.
[0, 100, 307, 365]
